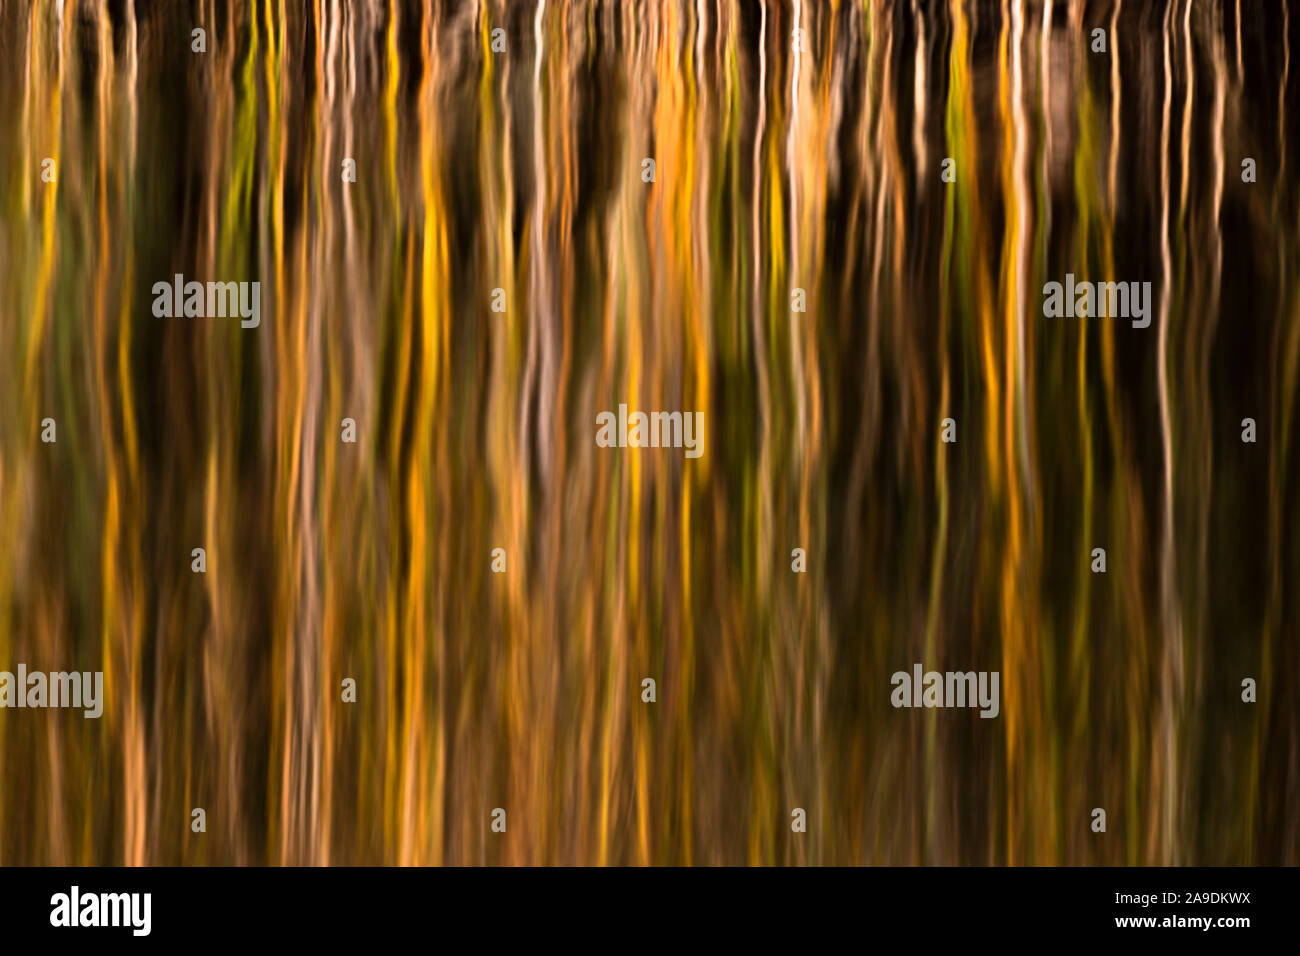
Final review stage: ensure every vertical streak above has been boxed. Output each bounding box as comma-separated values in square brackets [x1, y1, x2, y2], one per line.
[1157, 0, 1181, 867]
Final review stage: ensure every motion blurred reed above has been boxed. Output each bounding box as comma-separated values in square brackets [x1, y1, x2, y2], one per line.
[0, 0, 1297, 865]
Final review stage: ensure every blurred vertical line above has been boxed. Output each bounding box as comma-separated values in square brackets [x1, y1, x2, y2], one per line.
[1155, 0, 1180, 868]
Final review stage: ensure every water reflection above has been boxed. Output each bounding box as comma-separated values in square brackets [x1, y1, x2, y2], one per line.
[0, 0, 1295, 865]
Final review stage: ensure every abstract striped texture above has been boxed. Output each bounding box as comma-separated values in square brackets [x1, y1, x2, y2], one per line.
[0, 0, 1296, 865]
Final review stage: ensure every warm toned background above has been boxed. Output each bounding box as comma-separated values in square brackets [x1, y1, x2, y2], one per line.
[0, 0, 1296, 865]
